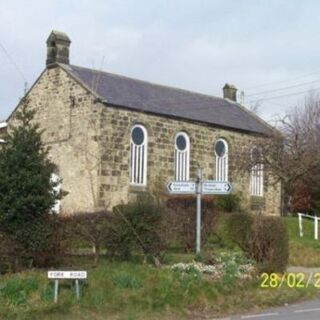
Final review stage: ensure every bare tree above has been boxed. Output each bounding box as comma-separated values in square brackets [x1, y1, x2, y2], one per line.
[238, 93, 320, 215]
[248, 101, 261, 115]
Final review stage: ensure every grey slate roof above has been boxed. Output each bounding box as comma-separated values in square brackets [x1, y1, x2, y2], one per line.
[62, 64, 271, 135]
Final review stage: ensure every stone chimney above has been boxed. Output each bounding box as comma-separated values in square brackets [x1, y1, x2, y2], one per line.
[223, 83, 237, 102]
[46, 30, 71, 66]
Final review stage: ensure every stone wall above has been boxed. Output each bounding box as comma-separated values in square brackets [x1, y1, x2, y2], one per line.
[6, 65, 282, 215]
[98, 105, 282, 215]
[8, 66, 101, 213]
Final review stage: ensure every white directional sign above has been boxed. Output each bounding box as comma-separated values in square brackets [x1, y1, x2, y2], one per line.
[202, 180, 232, 194]
[167, 181, 196, 194]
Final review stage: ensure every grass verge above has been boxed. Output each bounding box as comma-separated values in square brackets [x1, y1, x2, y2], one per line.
[0, 259, 318, 320]
[286, 216, 320, 267]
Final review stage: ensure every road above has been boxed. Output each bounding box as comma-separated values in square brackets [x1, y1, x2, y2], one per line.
[213, 298, 320, 320]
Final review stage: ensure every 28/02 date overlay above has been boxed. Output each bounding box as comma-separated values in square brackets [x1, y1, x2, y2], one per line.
[261, 272, 320, 288]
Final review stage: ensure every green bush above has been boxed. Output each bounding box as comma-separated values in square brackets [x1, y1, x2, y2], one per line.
[108, 194, 166, 264]
[0, 100, 65, 271]
[0, 101, 63, 235]
[225, 212, 253, 252]
[0, 214, 63, 272]
[210, 213, 251, 250]
[249, 216, 289, 273]
[224, 213, 288, 272]
[0, 232, 27, 273]
[62, 210, 113, 264]
[215, 193, 242, 213]
[19, 214, 63, 268]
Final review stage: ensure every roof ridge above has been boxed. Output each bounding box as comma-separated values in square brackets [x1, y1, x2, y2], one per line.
[68, 64, 228, 102]
[60, 63, 270, 135]
[235, 103, 275, 134]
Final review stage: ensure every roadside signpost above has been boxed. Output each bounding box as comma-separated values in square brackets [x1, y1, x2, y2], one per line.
[167, 181, 196, 194]
[167, 169, 232, 255]
[202, 181, 232, 194]
[48, 270, 87, 302]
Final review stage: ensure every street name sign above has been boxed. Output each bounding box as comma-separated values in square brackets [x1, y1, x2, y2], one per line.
[167, 181, 196, 194]
[48, 270, 87, 279]
[48, 270, 87, 302]
[202, 181, 232, 195]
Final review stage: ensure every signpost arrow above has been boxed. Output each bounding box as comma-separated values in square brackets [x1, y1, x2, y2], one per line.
[167, 181, 196, 194]
[202, 180, 232, 194]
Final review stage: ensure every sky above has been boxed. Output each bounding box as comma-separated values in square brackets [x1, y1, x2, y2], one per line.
[1, 0, 320, 123]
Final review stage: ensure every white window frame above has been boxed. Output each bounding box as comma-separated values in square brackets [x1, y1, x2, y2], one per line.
[250, 147, 264, 197]
[130, 124, 148, 186]
[174, 132, 190, 181]
[214, 138, 228, 181]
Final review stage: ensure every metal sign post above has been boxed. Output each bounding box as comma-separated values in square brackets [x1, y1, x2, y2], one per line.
[196, 168, 202, 255]
[167, 171, 232, 255]
[48, 271, 87, 302]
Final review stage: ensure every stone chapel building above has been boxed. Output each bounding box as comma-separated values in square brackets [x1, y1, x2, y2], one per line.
[3, 31, 282, 214]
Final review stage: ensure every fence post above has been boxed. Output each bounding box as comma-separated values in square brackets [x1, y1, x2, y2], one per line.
[315, 216, 319, 240]
[298, 213, 303, 237]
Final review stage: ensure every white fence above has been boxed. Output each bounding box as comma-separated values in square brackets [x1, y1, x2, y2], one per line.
[298, 213, 319, 240]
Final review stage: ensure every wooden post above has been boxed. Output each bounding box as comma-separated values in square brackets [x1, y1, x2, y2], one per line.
[298, 213, 303, 237]
[315, 216, 318, 240]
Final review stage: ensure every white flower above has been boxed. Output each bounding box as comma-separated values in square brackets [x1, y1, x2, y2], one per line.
[170, 254, 256, 281]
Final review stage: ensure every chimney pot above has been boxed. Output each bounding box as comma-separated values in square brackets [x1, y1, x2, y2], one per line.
[223, 83, 237, 102]
[46, 30, 71, 66]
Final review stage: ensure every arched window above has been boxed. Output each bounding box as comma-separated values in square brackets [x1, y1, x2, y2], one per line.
[174, 132, 190, 181]
[214, 138, 228, 181]
[130, 124, 148, 185]
[250, 147, 264, 196]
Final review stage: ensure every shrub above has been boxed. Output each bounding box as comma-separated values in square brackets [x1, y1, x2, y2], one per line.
[0, 100, 63, 234]
[0, 214, 63, 272]
[215, 193, 242, 213]
[224, 213, 288, 272]
[165, 196, 216, 251]
[225, 212, 253, 252]
[249, 216, 289, 273]
[62, 210, 113, 264]
[0, 99, 65, 271]
[109, 193, 166, 265]
[0, 232, 26, 273]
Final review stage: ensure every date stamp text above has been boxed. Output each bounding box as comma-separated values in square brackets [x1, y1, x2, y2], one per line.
[261, 272, 320, 288]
